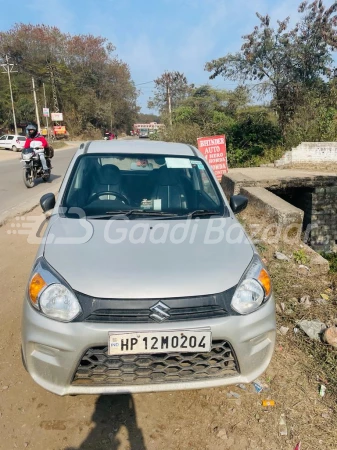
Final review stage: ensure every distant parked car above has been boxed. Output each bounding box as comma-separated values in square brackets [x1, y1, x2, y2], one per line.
[0, 134, 26, 152]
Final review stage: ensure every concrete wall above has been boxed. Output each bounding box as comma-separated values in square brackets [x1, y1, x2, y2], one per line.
[275, 142, 337, 166]
[241, 187, 304, 228]
[300, 186, 337, 252]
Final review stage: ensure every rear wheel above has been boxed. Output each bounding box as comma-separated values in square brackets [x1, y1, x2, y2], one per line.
[22, 169, 34, 188]
[12, 145, 18, 152]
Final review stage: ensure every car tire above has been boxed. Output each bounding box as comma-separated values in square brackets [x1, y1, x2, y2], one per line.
[12, 145, 18, 152]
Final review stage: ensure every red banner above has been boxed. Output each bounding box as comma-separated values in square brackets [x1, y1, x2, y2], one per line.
[197, 134, 228, 180]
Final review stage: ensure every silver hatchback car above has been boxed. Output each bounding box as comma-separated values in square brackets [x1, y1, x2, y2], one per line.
[21, 140, 276, 396]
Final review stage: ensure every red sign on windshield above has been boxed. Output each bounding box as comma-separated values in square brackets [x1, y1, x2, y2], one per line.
[197, 134, 228, 180]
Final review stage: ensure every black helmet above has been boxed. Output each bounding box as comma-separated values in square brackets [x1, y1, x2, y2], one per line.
[26, 123, 37, 138]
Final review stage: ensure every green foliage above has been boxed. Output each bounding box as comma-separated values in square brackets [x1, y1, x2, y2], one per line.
[284, 84, 337, 148]
[321, 253, 337, 273]
[150, 2, 337, 167]
[165, 84, 283, 167]
[224, 110, 282, 166]
[206, 1, 337, 137]
[293, 249, 310, 265]
[173, 105, 195, 123]
[156, 122, 205, 146]
[0, 24, 138, 135]
[137, 113, 160, 123]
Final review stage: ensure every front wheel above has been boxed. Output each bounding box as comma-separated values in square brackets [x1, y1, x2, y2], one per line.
[22, 168, 34, 188]
[42, 172, 50, 182]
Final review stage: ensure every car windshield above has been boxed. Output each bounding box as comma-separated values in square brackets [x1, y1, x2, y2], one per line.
[61, 153, 226, 218]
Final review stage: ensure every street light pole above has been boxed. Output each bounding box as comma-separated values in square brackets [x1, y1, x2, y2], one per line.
[43, 83, 50, 139]
[32, 77, 41, 133]
[0, 55, 18, 134]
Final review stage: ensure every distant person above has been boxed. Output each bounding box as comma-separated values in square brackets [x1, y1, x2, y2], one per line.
[115, 132, 118, 139]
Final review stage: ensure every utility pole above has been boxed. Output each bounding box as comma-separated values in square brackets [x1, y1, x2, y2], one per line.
[110, 102, 113, 131]
[32, 78, 41, 132]
[48, 63, 60, 125]
[163, 72, 172, 126]
[42, 83, 50, 139]
[167, 82, 172, 126]
[0, 55, 18, 134]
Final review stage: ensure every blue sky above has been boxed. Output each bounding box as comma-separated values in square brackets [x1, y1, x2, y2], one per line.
[0, 0, 301, 113]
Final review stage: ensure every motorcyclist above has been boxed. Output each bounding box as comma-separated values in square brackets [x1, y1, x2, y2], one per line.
[24, 124, 50, 173]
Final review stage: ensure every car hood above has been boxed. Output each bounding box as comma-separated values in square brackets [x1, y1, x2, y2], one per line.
[43, 217, 254, 299]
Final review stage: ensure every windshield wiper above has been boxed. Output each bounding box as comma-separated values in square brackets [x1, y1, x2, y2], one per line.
[86, 210, 178, 219]
[187, 210, 223, 218]
[85, 210, 130, 219]
[123, 210, 178, 217]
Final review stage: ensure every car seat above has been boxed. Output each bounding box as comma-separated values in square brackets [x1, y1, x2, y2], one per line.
[150, 166, 187, 210]
[92, 164, 127, 201]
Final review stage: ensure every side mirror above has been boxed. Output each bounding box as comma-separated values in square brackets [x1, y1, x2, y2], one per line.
[40, 193, 55, 213]
[230, 195, 248, 214]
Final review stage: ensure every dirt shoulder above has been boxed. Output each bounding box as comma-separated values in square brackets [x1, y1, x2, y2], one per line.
[0, 206, 336, 449]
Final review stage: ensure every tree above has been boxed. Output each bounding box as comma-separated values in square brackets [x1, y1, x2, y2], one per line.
[282, 81, 337, 147]
[159, 82, 282, 167]
[137, 113, 160, 123]
[205, 1, 337, 137]
[148, 71, 189, 125]
[0, 24, 138, 134]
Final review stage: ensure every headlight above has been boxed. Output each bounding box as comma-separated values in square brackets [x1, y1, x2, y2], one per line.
[39, 284, 81, 321]
[231, 255, 272, 315]
[28, 258, 82, 322]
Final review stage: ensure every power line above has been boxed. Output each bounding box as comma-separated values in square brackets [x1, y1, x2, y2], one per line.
[135, 80, 155, 86]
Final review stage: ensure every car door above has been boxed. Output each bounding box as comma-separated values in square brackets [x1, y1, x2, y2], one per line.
[0, 135, 7, 149]
[6, 135, 15, 149]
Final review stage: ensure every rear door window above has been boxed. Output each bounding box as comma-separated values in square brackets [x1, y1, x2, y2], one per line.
[7, 136, 14, 140]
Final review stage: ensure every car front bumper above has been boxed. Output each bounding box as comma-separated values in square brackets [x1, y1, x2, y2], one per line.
[21, 296, 276, 396]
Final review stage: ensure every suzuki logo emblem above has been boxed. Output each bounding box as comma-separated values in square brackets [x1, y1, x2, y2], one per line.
[150, 301, 170, 322]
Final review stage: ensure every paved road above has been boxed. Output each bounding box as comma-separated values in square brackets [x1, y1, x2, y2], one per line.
[0, 146, 78, 224]
[0, 137, 135, 225]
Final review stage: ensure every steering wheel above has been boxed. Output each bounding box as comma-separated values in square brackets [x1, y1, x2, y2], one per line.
[87, 191, 130, 205]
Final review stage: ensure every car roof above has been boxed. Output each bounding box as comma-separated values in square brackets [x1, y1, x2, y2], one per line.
[80, 140, 199, 157]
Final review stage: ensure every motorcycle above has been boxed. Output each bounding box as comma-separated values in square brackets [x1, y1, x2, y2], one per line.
[21, 141, 53, 188]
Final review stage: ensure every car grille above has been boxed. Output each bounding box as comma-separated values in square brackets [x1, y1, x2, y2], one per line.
[85, 305, 228, 323]
[72, 340, 240, 386]
[74, 288, 237, 323]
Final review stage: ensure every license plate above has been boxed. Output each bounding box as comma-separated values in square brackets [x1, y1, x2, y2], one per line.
[108, 329, 212, 355]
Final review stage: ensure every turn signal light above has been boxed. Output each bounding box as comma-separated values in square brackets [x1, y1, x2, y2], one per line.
[258, 268, 272, 297]
[29, 273, 46, 305]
